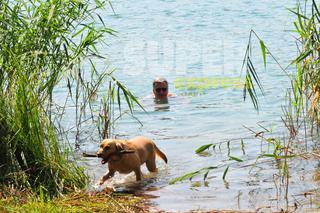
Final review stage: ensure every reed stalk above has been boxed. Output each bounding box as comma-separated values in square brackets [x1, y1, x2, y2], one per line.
[0, 0, 140, 196]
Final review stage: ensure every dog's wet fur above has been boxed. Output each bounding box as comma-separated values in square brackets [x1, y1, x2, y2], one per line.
[96, 136, 167, 184]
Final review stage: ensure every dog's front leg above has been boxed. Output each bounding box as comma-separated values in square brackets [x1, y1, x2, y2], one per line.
[99, 170, 115, 185]
[134, 167, 142, 181]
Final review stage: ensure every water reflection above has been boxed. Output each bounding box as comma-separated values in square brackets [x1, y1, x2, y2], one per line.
[80, 0, 303, 210]
[154, 97, 170, 111]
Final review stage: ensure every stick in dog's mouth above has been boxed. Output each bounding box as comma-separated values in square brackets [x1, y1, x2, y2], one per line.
[98, 150, 135, 164]
[83, 150, 135, 164]
[82, 153, 97, 157]
[82, 153, 108, 164]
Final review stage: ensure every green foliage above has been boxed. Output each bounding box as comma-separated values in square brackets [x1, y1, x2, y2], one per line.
[260, 40, 267, 68]
[0, 0, 140, 196]
[222, 166, 229, 180]
[169, 166, 218, 184]
[243, 1, 320, 125]
[170, 0, 320, 191]
[290, 0, 320, 125]
[242, 30, 266, 111]
[0, 189, 142, 213]
[172, 139, 246, 185]
[195, 143, 214, 154]
[228, 156, 243, 162]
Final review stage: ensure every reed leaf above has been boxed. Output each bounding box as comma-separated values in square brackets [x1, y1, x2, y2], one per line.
[229, 156, 243, 162]
[0, 0, 143, 196]
[222, 166, 229, 180]
[169, 171, 200, 184]
[170, 166, 218, 184]
[195, 144, 213, 154]
[259, 40, 267, 68]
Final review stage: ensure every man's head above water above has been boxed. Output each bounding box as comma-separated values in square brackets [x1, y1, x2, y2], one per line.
[153, 77, 169, 99]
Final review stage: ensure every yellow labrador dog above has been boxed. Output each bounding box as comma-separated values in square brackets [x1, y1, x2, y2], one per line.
[96, 136, 167, 184]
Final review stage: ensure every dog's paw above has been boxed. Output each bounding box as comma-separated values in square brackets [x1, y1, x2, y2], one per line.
[97, 177, 105, 185]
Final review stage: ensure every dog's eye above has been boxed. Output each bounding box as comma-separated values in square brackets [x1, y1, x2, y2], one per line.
[104, 146, 110, 150]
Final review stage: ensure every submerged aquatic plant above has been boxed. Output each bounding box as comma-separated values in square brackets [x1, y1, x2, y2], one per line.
[169, 166, 218, 184]
[170, 139, 245, 184]
[0, 0, 140, 195]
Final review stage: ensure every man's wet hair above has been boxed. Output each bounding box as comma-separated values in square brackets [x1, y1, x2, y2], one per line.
[153, 77, 168, 87]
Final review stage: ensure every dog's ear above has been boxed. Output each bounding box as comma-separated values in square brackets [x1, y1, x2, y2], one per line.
[115, 142, 124, 151]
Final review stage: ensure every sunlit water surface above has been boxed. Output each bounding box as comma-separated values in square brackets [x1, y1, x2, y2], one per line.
[75, 0, 320, 211]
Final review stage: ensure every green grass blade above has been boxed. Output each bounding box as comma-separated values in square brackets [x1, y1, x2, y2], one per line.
[169, 171, 200, 184]
[222, 166, 229, 180]
[195, 144, 213, 154]
[229, 156, 243, 162]
[259, 40, 267, 68]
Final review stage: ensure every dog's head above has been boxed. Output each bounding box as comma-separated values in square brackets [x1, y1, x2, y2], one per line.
[96, 139, 124, 164]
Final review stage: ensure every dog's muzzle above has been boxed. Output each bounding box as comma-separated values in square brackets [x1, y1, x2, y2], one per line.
[97, 153, 109, 164]
[100, 157, 109, 164]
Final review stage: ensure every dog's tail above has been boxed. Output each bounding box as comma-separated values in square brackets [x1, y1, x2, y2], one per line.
[154, 144, 168, 163]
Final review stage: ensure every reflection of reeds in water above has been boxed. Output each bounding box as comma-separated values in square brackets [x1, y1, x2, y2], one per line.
[0, 0, 141, 196]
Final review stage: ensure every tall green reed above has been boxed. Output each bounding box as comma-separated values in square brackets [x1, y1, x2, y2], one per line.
[290, 0, 320, 130]
[244, 0, 320, 128]
[0, 0, 140, 195]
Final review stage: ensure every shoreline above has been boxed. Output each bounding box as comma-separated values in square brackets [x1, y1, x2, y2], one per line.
[0, 186, 152, 213]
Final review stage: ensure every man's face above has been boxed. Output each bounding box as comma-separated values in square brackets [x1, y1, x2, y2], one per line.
[153, 82, 168, 99]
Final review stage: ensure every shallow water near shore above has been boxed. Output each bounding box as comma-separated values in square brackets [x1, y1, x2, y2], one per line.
[78, 0, 320, 211]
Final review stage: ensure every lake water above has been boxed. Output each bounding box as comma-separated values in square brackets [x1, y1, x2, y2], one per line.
[79, 0, 320, 211]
